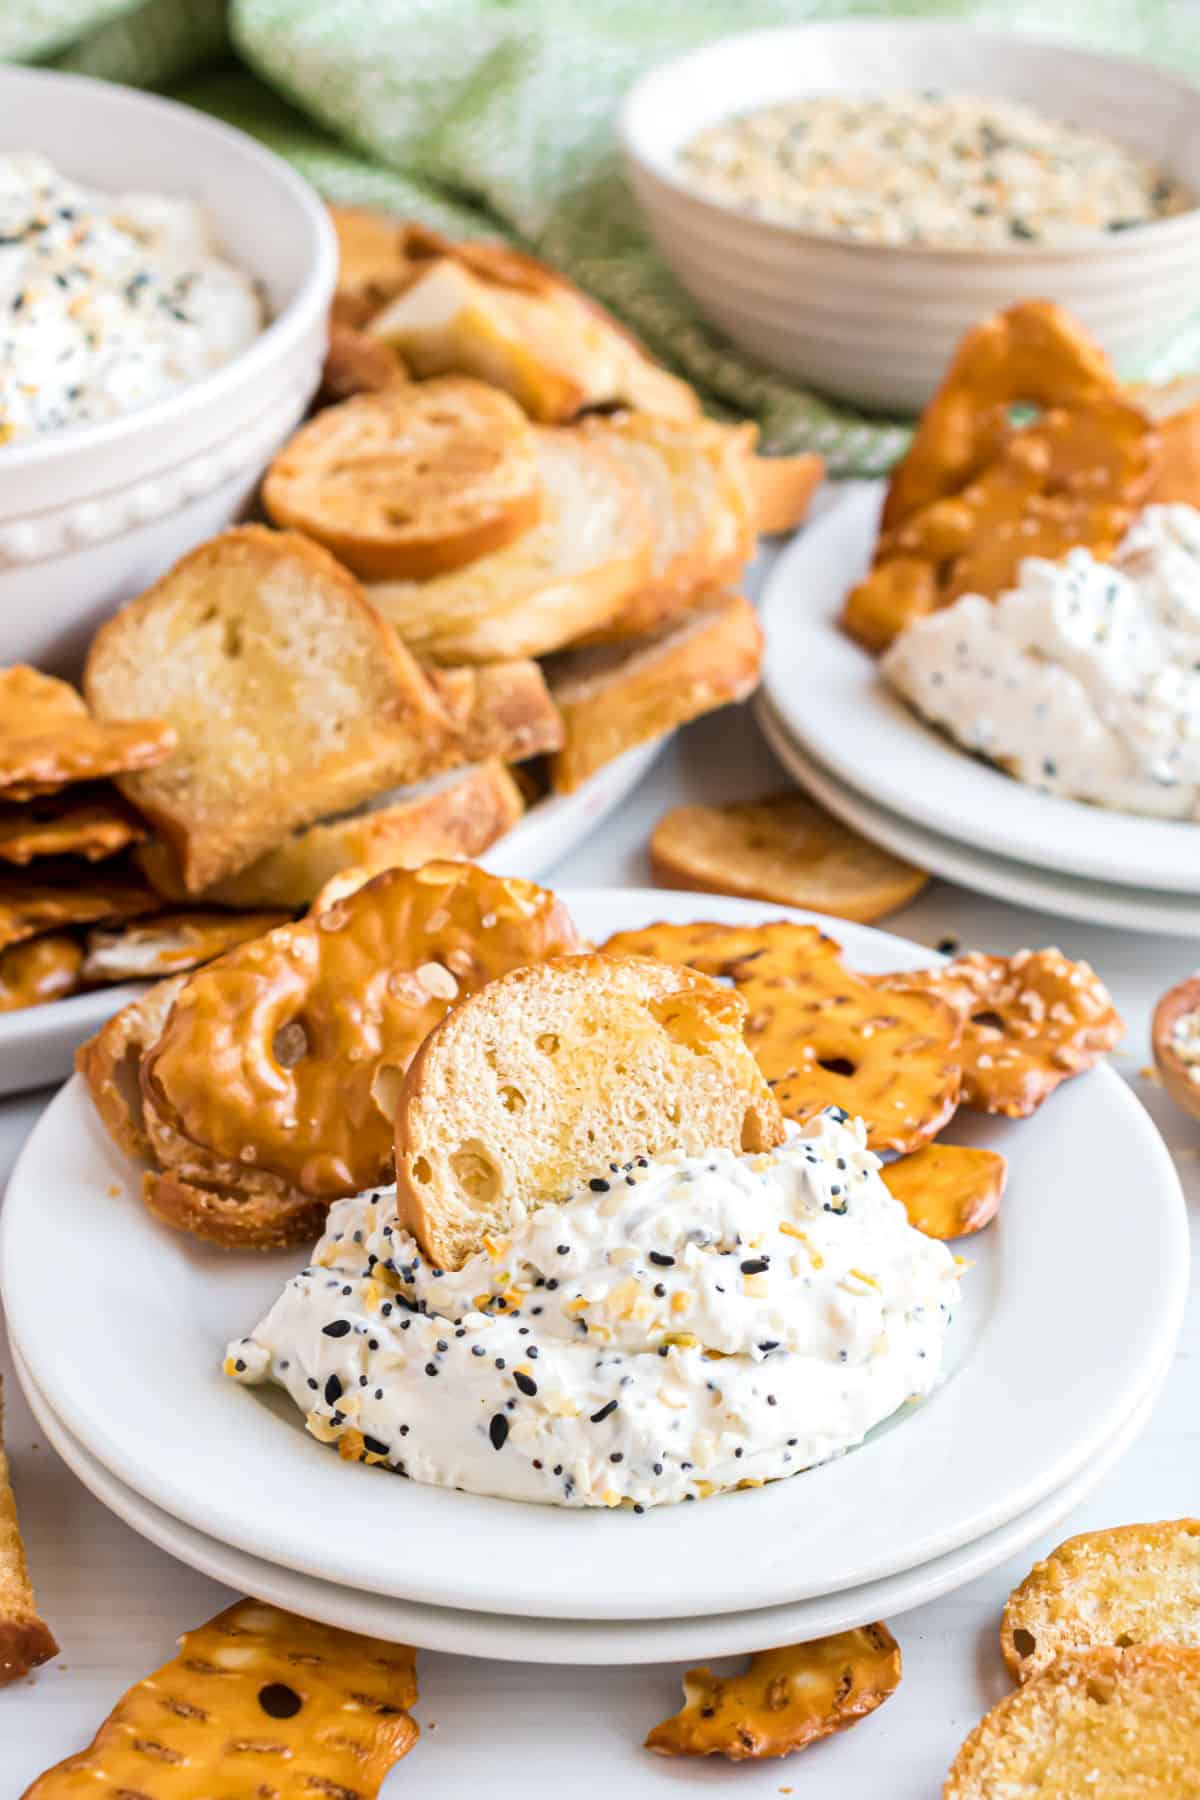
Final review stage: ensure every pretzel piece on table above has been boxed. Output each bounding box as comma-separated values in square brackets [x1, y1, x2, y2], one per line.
[882, 1142, 1006, 1239]
[21, 1598, 418, 1796]
[646, 1625, 901, 1761]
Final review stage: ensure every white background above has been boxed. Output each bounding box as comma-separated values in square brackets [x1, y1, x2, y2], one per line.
[2, 662, 1198, 1796]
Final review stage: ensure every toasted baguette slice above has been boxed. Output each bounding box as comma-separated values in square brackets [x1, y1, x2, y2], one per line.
[136, 763, 524, 909]
[370, 234, 698, 423]
[424, 659, 563, 763]
[367, 429, 653, 662]
[329, 205, 416, 328]
[573, 415, 756, 642]
[747, 453, 825, 535]
[76, 975, 189, 1161]
[84, 526, 452, 893]
[546, 590, 763, 793]
[395, 952, 785, 1269]
[1131, 375, 1200, 506]
[1001, 1520, 1200, 1684]
[651, 794, 928, 923]
[0, 1379, 57, 1688]
[944, 1645, 1200, 1798]
[263, 378, 543, 581]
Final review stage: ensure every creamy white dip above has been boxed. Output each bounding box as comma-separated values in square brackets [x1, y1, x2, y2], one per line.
[0, 151, 263, 443]
[227, 1114, 958, 1510]
[882, 505, 1200, 820]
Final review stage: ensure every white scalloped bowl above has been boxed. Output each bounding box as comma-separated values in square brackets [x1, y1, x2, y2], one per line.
[621, 23, 1200, 411]
[0, 67, 337, 672]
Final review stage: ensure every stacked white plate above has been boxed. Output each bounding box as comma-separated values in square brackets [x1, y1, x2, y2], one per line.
[759, 485, 1200, 937]
[1, 890, 1187, 1663]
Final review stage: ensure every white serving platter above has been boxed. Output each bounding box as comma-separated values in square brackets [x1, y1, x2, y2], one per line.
[757, 695, 1200, 938]
[760, 483, 1200, 895]
[11, 1338, 1168, 1665]
[0, 739, 662, 1099]
[1, 890, 1186, 1623]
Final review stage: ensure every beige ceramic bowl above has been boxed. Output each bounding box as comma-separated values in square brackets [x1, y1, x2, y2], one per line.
[0, 67, 337, 673]
[621, 22, 1200, 412]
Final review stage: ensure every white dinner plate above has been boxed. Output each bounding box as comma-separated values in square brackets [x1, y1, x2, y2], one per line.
[760, 483, 1200, 896]
[0, 739, 661, 1099]
[11, 1339, 1169, 1665]
[757, 696, 1200, 939]
[2, 889, 1186, 1622]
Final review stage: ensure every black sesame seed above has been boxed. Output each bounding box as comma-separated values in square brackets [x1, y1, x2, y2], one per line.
[436, 1339, 449, 1353]
[556, 1245, 570, 1256]
[306, 1378, 318, 1391]
[653, 1284, 666, 1298]
[740, 1258, 769, 1275]
[495, 1357, 506, 1370]
[514, 1371, 537, 1397]
[471, 1344, 486, 1357]
[234, 1359, 246, 1373]
[649, 1252, 675, 1267]
[324, 1375, 342, 1405]
[609, 1452, 623, 1464]
[363, 1435, 389, 1457]
[424, 1362, 438, 1377]
[588, 1178, 610, 1192]
[489, 1414, 509, 1450]
[590, 1400, 618, 1424]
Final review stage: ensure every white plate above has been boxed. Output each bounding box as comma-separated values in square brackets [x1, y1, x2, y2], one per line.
[761, 483, 1200, 895]
[757, 696, 1200, 939]
[0, 740, 662, 1100]
[11, 1339, 1169, 1665]
[2, 890, 1186, 1621]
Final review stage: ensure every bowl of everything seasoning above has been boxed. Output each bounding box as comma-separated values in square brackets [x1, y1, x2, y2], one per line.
[0, 66, 336, 672]
[621, 21, 1200, 413]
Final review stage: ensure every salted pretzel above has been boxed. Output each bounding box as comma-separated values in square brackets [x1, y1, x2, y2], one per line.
[646, 1625, 901, 1760]
[602, 920, 962, 1154]
[882, 1142, 1006, 1239]
[842, 302, 1157, 651]
[22, 1599, 418, 1797]
[0, 789, 146, 865]
[0, 936, 83, 1013]
[0, 864, 159, 953]
[0, 666, 174, 801]
[143, 862, 581, 1201]
[81, 910, 291, 983]
[878, 948, 1122, 1118]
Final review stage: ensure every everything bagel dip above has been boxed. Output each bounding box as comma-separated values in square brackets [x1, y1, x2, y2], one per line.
[226, 1113, 959, 1509]
[0, 151, 262, 442]
[882, 504, 1200, 819]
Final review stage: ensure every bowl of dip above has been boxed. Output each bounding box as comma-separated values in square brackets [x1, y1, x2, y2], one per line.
[0, 67, 337, 671]
[620, 22, 1200, 412]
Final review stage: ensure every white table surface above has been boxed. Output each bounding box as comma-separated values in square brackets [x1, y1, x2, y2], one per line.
[3, 613, 1199, 1794]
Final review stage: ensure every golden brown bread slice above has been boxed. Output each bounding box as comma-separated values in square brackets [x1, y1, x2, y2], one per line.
[424, 658, 564, 763]
[573, 414, 756, 643]
[650, 793, 928, 923]
[329, 204, 416, 328]
[0, 1378, 57, 1688]
[136, 762, 524, 910]
[943, 1644, 1200, 1798]
[84, 526, 454, 893]
[369, 227, 699, 423]
[747, 452, 825, 535]
[546, 590, 763, 793]
[21, 1598, 417, 1796]
[262, 378, 544, 580]
[366, 427, 654, 662]
[1001, 1521, 1200, 1683]
[394, 952, 784, 1269]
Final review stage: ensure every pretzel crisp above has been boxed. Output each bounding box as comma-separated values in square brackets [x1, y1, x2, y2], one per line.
[22, 1598, 418, 1798]
[878, 948, 1122, 1119]
[0, 936, 83, 1013]
[603, 920, 962, 1153]
[882, 1142, 1006, 1239]
[0, 666, 175, 801]
[76, 977, 189, 1162]
[0, 789, 147, 865]
[842, 302, 1156, 651]
[144, 862, 581, 1201]
[645, 1625, 901, 1761]
[0, 864, 160, 952]
[81, 910, 291, 984]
